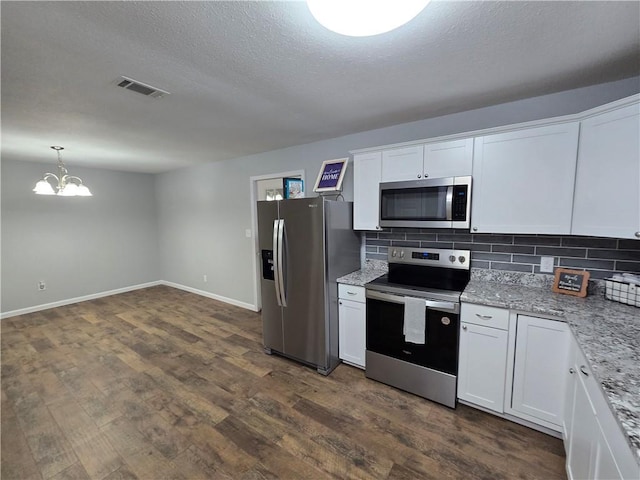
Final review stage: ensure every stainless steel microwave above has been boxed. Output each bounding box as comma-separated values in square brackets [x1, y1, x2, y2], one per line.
[379, 176, 472, 229]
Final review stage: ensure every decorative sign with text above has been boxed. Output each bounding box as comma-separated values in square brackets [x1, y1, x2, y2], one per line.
[313, 158, 348, 193]
[552, 268, 590, 297]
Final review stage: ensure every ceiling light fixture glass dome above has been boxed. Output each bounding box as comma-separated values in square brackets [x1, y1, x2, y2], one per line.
[307, 0, 430, 37]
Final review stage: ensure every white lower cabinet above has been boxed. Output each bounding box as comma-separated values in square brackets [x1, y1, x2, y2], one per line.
[458, 304, 509, 412]
[459, 306, 570, 432]
[338, 284, 366, 369]
[510, 315, 569, 427]
[565, 335, 638, 480]
[459, 306, 639, 479]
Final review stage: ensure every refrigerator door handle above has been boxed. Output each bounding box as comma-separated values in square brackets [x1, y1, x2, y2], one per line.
[273, 219, 283, 307]
[277, 219, 287, 307]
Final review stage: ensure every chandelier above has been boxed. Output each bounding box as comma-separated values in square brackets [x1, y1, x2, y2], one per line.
[33, 146, 92, 196]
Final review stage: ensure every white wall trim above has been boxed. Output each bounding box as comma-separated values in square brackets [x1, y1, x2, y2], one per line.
[0, 281, 162, 319]
[161, 281, 258, 312]
[1, 280, 259, 320]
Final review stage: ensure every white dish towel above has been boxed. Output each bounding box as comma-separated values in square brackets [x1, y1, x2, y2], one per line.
[403, 296, 426, 344]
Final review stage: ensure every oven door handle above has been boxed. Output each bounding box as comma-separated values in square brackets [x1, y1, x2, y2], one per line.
[365, 290, 457, 312]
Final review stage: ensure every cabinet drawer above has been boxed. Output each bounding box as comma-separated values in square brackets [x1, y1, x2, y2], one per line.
[461, 303, 509, 330]
[338, 284, 366, 303]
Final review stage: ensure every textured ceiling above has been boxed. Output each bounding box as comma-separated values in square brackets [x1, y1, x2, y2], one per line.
[2, 1, 639, 173]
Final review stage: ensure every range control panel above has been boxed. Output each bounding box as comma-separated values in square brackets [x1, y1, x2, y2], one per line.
[388, 247, 470, 270]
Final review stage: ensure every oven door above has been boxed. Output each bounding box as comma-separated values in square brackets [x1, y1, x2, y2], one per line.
[365, 290, 459, 375]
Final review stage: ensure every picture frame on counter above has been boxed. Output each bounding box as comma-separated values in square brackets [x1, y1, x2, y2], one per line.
[552, 268, 590, 297]
[283, 177, 304, 199]
[313, 158, 348, 193]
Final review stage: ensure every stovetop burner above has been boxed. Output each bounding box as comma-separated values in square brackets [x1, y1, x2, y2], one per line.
[365, 247, 471, 302]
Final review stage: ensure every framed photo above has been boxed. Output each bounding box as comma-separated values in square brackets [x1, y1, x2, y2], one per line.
[313, 158, 348, 193]
[283, 178, 304, 199]
[552, 268, 590, 297]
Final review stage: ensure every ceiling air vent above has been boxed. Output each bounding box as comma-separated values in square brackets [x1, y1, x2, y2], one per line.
[116, 76, 169, 99]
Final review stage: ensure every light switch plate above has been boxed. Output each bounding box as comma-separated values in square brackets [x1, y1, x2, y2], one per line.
[540, 256, 554, 273]
[245, 229, 252, 238]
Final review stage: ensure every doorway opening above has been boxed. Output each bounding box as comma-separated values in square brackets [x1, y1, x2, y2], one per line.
[249, 170, 305, 311]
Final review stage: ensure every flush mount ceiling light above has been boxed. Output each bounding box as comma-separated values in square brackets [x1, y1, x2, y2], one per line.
[33, 146, 92, 196]
[307, 0, 430, 37]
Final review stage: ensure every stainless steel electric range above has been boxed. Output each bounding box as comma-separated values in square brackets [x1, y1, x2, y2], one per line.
[365, 247, 471, 408]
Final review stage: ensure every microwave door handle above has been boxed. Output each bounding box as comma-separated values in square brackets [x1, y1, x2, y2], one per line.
[445, 186, 453, 221]
[277, 219, 287, 307]
[273, 219, 283, 307]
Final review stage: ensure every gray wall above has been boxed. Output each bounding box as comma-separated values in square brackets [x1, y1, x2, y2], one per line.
[3, 77, 638, 314]
[1, 160, 160, 313]
[156, 77, 640, 308]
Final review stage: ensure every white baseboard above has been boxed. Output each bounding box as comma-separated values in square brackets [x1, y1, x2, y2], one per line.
[160, 281, 258, 312]
[1, 281, 259, 320]
[0, 281, 162, 319]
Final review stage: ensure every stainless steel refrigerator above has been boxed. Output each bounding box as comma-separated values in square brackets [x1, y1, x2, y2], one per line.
[257, 196, 361, 375]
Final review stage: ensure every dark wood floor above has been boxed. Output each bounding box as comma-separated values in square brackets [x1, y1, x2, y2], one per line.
[1, 285, 566, 480]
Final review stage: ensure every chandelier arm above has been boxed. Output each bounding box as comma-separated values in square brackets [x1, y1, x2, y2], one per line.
[42, 173, 60, 182]
[64, 175, 85, 185]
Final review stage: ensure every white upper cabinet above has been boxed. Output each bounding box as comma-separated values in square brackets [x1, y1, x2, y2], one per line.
[353, 151, 383, 231]
[380, 139, 473, 183]
[471, 122, 579, 234]
[423, 138, 473, 179]
[572, 100, 640, 239]
[381, 145, 424, 182]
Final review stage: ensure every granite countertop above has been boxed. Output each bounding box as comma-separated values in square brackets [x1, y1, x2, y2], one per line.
[337, 259, 388, 286]
[462, 271, 640, 462]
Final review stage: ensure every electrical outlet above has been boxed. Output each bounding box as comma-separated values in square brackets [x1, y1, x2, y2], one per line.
[38, 281, 46, 291]
[540, 256, 555, 273]
[203, 274, 207, 283]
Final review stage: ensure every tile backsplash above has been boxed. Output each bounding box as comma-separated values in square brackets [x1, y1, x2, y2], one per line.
[364, 229, 640, 279]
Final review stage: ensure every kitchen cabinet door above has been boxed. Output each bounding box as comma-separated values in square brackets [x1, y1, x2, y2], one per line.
[511, 315, 569, 427]
[338, 297, 366, 369]
[567, 372, 598, 480]
[457, 322, 509, 413]
[423, 138, 473, 179]
[471, 122, 579, 234]
[562, 336, 578, 446]
[592, 420, 625, 480]
[353, 151, 382, 231]
[572, 100, 640, 239]
[381, 145, 424, 182]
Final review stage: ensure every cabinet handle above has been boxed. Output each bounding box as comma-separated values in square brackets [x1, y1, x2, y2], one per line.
[569, 367, 575, 374]
[424, 173, 429, 178]
[347, 291, 357, 295]
[473, 227, 478, 232]
[339, 301, 343, 305]
[376, 226, 381, 230]
[475, 314, 493, 320]
[462, 325, 467, 331]
[579, 365, 589, 377]
[635, 231, 640, 238]
[417, 174, 422, 178]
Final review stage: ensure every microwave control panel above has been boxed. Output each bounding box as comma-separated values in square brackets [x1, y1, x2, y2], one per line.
[452, 185, 468, 221]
